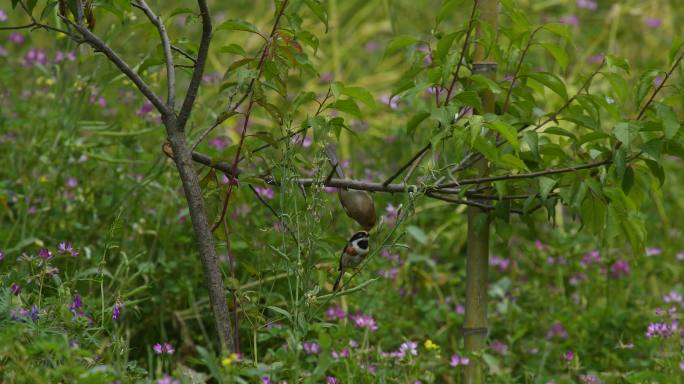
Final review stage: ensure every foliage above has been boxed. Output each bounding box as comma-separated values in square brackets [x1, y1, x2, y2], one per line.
[1, 0, 684, 383]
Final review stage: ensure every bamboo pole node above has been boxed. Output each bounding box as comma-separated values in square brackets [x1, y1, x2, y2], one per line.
[472, 62, 497, 74]
[462, 326, 489, 336]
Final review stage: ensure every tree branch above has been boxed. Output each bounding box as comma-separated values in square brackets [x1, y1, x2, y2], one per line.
[501, 25, 544, 113]
[637, 52, 684, 120]
[69, 22, 171, 117]
[133, 0, 175, 108]
[172, 44, 197, 64]
[177, 0, 212, 130]
[382, 142, 431, 186]
[443, 0, 479, 105]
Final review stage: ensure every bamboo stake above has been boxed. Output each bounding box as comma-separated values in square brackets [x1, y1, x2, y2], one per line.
[463, 1, 497, 383]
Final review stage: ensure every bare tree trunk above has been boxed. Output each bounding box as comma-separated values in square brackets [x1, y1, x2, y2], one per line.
[165, 117, 234, 352]
[464, 1, 497, 383]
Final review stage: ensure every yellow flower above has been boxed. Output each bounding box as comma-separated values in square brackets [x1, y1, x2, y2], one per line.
[221, 352, 239, 367]
[44, 78, 56, 86]
[424, 339, 439, 350]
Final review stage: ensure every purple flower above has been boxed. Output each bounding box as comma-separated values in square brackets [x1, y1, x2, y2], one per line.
[326, 377, 339, 384]
[380, 94, 400, 110]
[645, 18, 661, 29]
[254, 186, 275, 200]
[208, 136, 228, 151]
[564, 350, 575, 362]
[534, 240, 546, 250]
[645, 322, 675, 338]
[66, 51, 77, 61]
[677, 251, 684, 261]
[291, 134, 312, 148]
[609, 260, 630, 278]
[54, 51, 65, 63]
[581, 250, 600, 266]
[30, 304, 39, 322]
[10, 282, 21, 296]
[393, 341, 418, 358]
[576, 0, 597, 10]
[0, 249, 4, 263]
[157, 375, 179, 384]
[38, 248, 53, 260]
[587, 53, 604, 64]
[384, 203, 399, 227]
[547, 322, 568, 339]
[646, 247, 661, 256]
[112, 302, 122, 321]
[58, 241, 73, 254]
[569, 272, 587, 286]
[0, 45, 7, 57]
[579, 375, 600, 384]
[331, 348, 349, 359]
[260, 377, 272, 384]
[680, 361, 684, 372]
[319, 72, 333, 84]
[378, 267, 399, 279]
[450, 354, 470, 367]
[490, 255, 510, 272]
[69, 293, 82, 314]
[364, 41, 379, 52]
[455, 303, 465, 315]
[9, 32, 25, 45]
[66, 176, 78, 188]
[559, 15, 579, 26]
[136, 101, 154, 117]
[90, 94, 107, 107]
[326, 305, 346, 320]
[24, 48, 48, 67]
[0, 9, 7, 22]
[302, 341, 321, 355]
[653, 76, 664, 87]
[153, 342, 175, 354]
[663, 290, 682, 304]
[350, 312, 379, 331]
[490, 340, 508, 354]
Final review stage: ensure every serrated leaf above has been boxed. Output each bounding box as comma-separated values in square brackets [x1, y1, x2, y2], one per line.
[407, 112, 431, 136]
[527, 72, 567, 100]
[654, 103, 680, 140]
[470, 74, 503, 94]
[522, 131, 539, 158]
[216, 19, 260, 34]
[540, 42, 568, 71]
[489, 120, 520, 151]
[218, 44, 246, 56]
[453, 90, 483, 113]
[304, 0, 328, 31]
[434, 32, 459, 62]
[472, 135, 498, 162]
[329, 99, 361, 118]
[613, 122, 638, 149]
[342, 86, 376, 108]
[437, 0, 466, 25]
[385, 35, 419, 56]
[543, 23, 572, 41]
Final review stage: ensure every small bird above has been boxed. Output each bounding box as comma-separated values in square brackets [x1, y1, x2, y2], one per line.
[333, 231, 370, 291]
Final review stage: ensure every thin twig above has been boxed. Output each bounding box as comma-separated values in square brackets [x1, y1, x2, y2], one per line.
[443, 0, 479, 105]
[172, 45, 197, 64]
[501, 26, 544, 113]
[211, 0, 290, 232]
[177, 0, 212, 130]
[248, 184, 298, 244]
[133, 0, 175, 107]
[636, 53, 684, 120]
[382, 143, 431, 186]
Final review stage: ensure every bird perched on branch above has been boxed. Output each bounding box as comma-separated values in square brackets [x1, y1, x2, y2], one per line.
[324, 145, 377, 230]
[333, 231, 370, 291]
[58, 0, 96, 30]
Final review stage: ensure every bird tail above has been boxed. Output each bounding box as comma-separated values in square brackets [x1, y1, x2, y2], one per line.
[333, 270, 344, 291]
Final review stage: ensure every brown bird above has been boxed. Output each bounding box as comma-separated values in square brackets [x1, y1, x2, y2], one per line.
[333, 231, 370, 291]
[324, 145, 377, 230]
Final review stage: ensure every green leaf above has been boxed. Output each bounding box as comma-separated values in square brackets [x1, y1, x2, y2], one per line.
[342, 86, 376, 108]
[453, 90, 483, 113]
[470, 74, 503, 94]
[602, 72, 628, 105]
[40, 1, 58, 20]
[436, 0, 466, 25]
[544, 126, 576, 141]
[540, 43, 569, 71]
[472, 135, 498, 162]
[581, 195, 605, 233]
[621, 166, 634, 193]
[489, 120, 520, 151]
[578, 131, 610, 146]
[654, 103, 680, 139]
[644, 159, 665, 187]
[169, 7, 195, 18]
[498, 154, 527, 170]
[613, 146, 626, 178]
[407, 112, 431, 136]
[526, 72, 568, 100]
[216, 19, 260, 34]
[538, 177, 557, 200]
[329, 99, 361, 118]
[304, 0, 329, 31]
[522, 131, 539, 158]
[613, 122, 638, 149]
[218, 44, 247, 56]
[406, 225, 428, 245]
[605, 54, 630, 73]
[434, 32, 459, 62]
[385, 35, 420, 56]
[543, 23, 572, 41]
